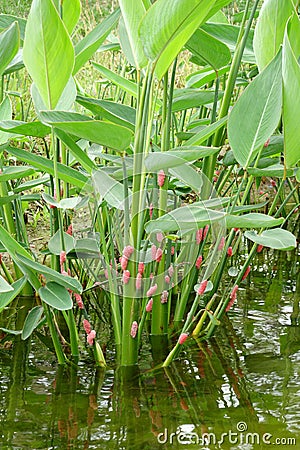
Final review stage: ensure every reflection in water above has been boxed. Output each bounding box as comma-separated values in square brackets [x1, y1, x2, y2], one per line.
[0, 249, 299, 449]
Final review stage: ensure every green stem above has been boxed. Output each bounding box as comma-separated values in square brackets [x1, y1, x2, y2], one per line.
[44, 305, 66, 365]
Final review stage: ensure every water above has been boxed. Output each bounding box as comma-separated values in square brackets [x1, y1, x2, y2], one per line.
[0, 248, 299, 449]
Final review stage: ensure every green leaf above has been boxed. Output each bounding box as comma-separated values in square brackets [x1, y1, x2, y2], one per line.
[170, 165, 204, 192]
[54, 129, 96, 174]
[201, 23, 255, 63]
[74, 8, 120, 74]
[223, 135, 283, 166]
[145, 209, 283, 234]
[42, 193, 84, 210]
[0, 96, 13, 144]
[76, 96, 136, 131]
[52, 0, 81, 34]
[92, 168, 131, 210]
[40, 111, 133, 151]
[6, 146, 88, 189]
[186, 66, 229, 88]
[17, 254, 82, 294]
[186, 28, 231, 70]
[228, 50, 282, 168]
[92, 62, 138, 98]
[185, 116, 227, 146]
[0, 277, 28, 312]
[283, 14, 300, 169]
[247, 164, 294, 178]
[48, 231, 75, 256]
[0, 14, 26, 41]
[0, 119, 50, 137]
[21, 306, 44, 340]
[139, 0, 218, 80]
[0, 223, 34, 260]
[244, 228, 297, 250]
[145, 147, 219, 171]
[119, 0, 147, 68]
[23, 0, 74, 109]
[39, 282, 73, 311]
[0, 275, 13, 293]
[172, 88, 221, 112]
[226, 213, 284, 229]
[145, 206, 225, 233]
[253, 0, 295, 71]
[31, 77, 77, 115]
[0, 166, 36, 182]
[4, 49, 24, 75]
[0, 21, 19, 76]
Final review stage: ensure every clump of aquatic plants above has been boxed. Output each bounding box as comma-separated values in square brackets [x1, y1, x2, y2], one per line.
[0, 0, 299, 368]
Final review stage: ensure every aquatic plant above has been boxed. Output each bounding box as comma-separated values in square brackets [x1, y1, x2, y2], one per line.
[0, 0, 299, 367]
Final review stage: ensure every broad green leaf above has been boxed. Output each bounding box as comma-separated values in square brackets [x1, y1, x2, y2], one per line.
[247, 164, 294, 178]
[119, 0, 147, 68]
[186, 28, 231, 70]
[92, 62, 138, 97]
[226, 213, 283, 229]
[0, 166, 35, 182]
[13, 174, 50, 194]
[145, 209, 283, 233]
[0, 275, 13, 293]
[0, 14, 26, 41]
[145, 147, 219, 171]
[186, 66, 229, 88]
[253, 0, 295, 71]
[223, 135, 283, 166]
[145, 206, 225, 233]
[92, 168, 132, 210]
[185, 116, 227, 146]
[21, 306, 44, 340]
[17, 253, 82, 294]
[54, 129, 96, 173]
[52, 0, 81, 34]
[0, 119, 50, 137]
[0, 194, 19, 205]
[201, 23, 255, 63]
[4, 49, 24, 75]
[0, 277, 28, 312]
[76, 96, 136, 131]
[139, 0, 217, 80]
[172, 88, 221, 112]
[42, 193, 85, 211]
[0, 96, 13, 144]
[118, 16, 135, 67]
[6, 146, 88, 189]
[0, 223, 34, 260]
[170, 165, 204, 192]
[228, 50, 282, 168]
[74, 9, 120, 74]
[23, 0, 74, 109]
[283, 14, 300, 169]
[48, 231, 75, 255]
[0, 21, 19, 76]
[39, 282, 73, 311]
[40, 111, 133, 151]
[31, 77, 77, 115]
[244, 228, 296, 250]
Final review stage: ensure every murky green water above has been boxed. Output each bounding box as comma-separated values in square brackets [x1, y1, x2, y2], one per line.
[0, 248, 299, 450]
